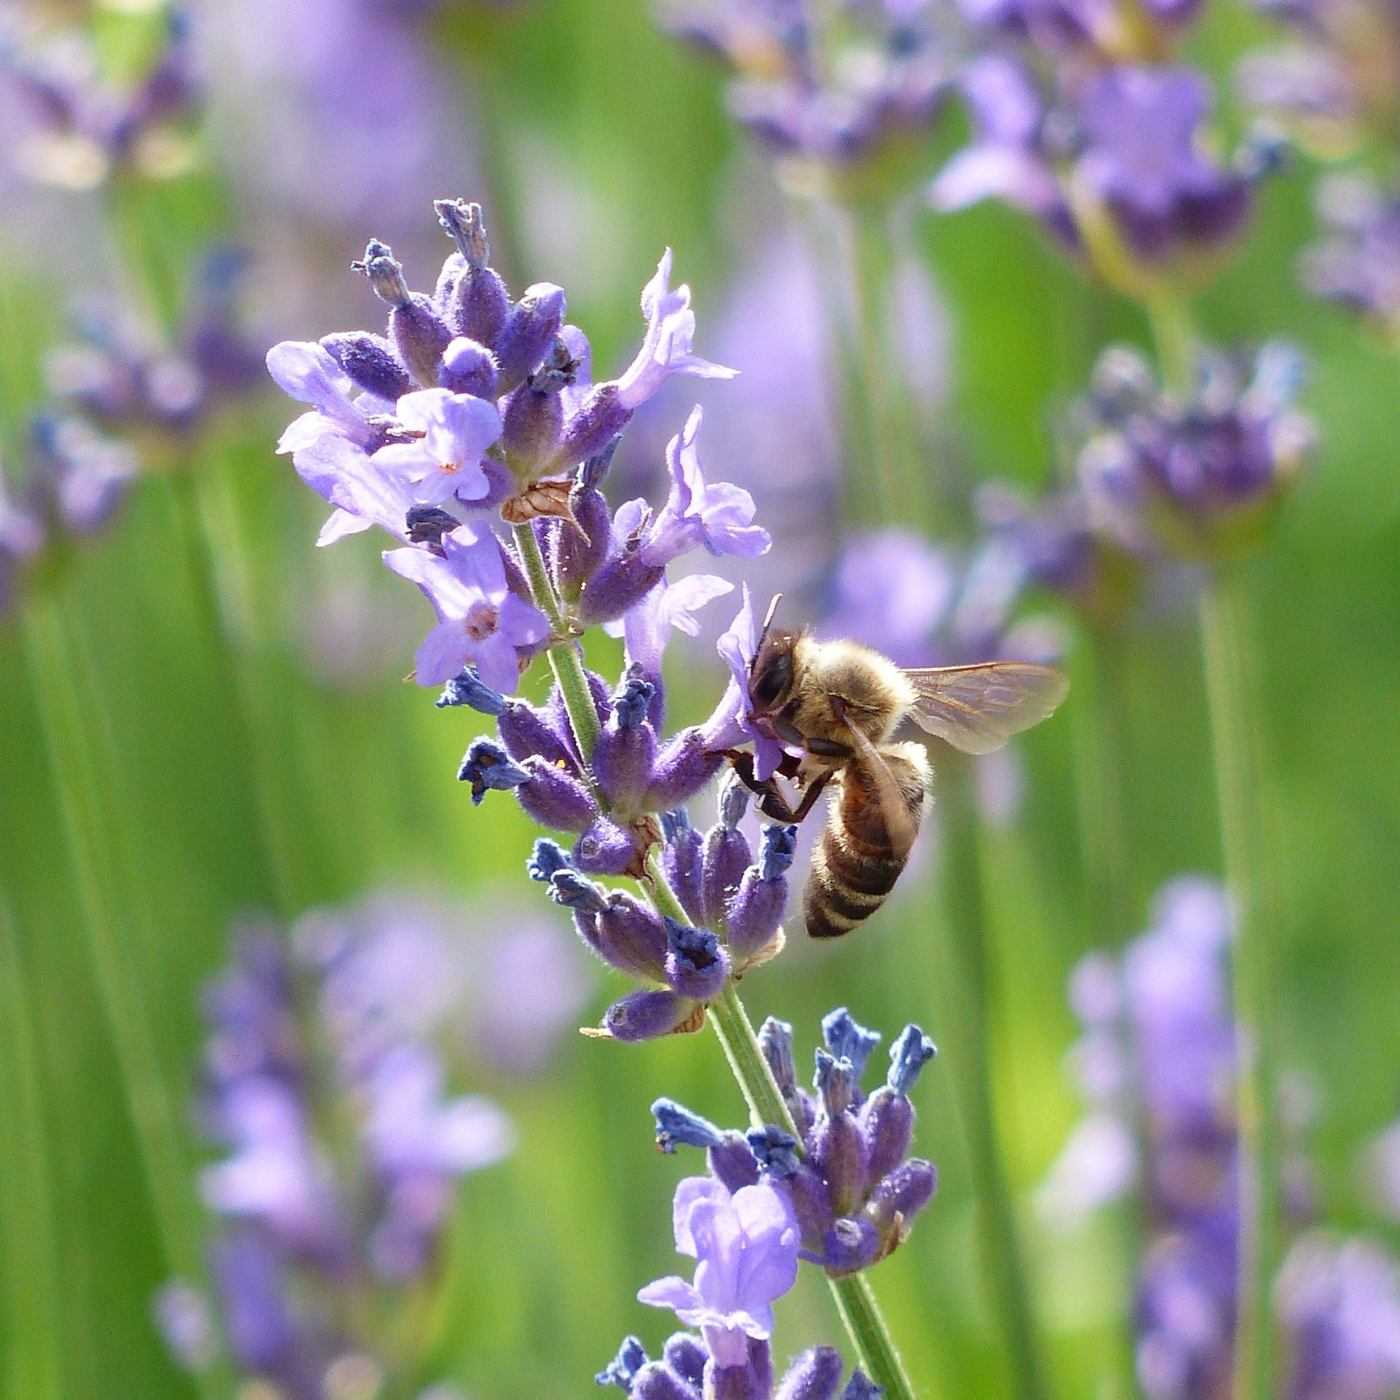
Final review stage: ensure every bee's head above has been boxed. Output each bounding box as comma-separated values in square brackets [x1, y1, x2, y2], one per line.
[749, 627, 798, 714]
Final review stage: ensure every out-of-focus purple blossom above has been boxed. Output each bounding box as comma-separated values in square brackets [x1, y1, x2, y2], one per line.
[639, 1174, 800, 1366]
[1075, 341, 1315, 561]
[159, 894, 556, 1395]
[1236, 0, 1400, 160]
[1277, 1232, 1400, 1400]
[0, 8, 202, 190]
[663, 0, 952, 181]
[1361, 1119, 1400, 1221]
[654, 1010, 938, 1280]
[1299, 172, 1400, 333]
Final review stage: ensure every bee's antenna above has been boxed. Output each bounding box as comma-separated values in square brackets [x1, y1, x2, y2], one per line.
[758, 594, 783, 651]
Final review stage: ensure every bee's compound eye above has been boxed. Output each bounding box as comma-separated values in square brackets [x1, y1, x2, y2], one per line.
[752, 651, 793, 709]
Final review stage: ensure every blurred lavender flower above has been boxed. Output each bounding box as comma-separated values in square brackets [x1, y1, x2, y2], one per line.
[662, 0, 953, 191]
[156, 891, 587, 1395]
[1299, 172, 1400, 336]
[1075, 340, 1315, 561]
[1361, 1117, 1400, 1221]
[0, 5, 202, 189]
[652, 1008, 939, 1278]
[1277, 1232, 1400, 1400]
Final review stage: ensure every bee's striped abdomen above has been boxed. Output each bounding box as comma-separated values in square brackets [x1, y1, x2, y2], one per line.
[803, 749, 928, 940]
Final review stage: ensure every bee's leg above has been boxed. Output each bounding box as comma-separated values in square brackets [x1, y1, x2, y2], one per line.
[722, 750, 805, 823]
[787, 769, 834, 823]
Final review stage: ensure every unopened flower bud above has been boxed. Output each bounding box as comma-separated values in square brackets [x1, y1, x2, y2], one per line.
[575, 816, 643, 876]
[726, 826, 797, 965]
[662, 1334, 707, 1390]
[860, 1089, 914, 1187]
[823, 1009, 882, 1083]
[592, 893, 669, 981]
[746, 1124, 801, 1179]
[815, 1050, 856, 1117]
[555, 381, 632, 472]
[439, 336, 499, 400]
[436, 666, 506, 713]
[887, 1025, 936, 1096]
[864, 1159, 937, 1240]
[774, 1348, 845, 1400]
[603, 988, 699, 1042]
[660, 810, 705, 926]
[353, 240, 453, 387]
[709, 1134, 762, 1194]
[457, 738, 530, 804]
[594, 715, 658, 817]
[517, 757, 598, 833]
[646, 729, 724, 811]
[631, 1364, 695, 1400]
[597, 1336, 649, 1391]
[436, 200, 511, 345]
[822, 1216, 881, 1277]
[547, 868, 608, 913]
[663, 919, 730, 1001]
[783, 1161, 836, 1251]
[555, 458, 615, 601]
[760, 1017, 799, 1098]
[652, 1097, 725, 1152]
[494, 283, 567, 395]
[576, 549, 667, 629]
[703, 777, 753, 927]
[498, 698, 579, 770]
[711, 1359, 769, 1400]
[840, 1372, 883, 1400]
[811, 1111, 868, 1218]
[526, 838, 573, 883]
[320, 331, 412, 401]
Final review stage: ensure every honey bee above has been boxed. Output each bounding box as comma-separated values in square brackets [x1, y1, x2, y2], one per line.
[727, 599, 1068, 940]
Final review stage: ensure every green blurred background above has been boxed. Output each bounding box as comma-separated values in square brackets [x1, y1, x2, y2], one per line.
[2, 1, 1400, 1397]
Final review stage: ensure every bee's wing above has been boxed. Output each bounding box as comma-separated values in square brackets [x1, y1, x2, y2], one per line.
[839, 715, 920, 860]
[902, 662, 1069, 755]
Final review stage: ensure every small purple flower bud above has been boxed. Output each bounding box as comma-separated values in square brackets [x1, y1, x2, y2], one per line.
[353, 240, 453, 387]
[408, 505, 463, 552]
[709, 1136, 763, 1194]
[646, 729, 724, 812]
[823, 1216, 882, 1276]
[576, 550, 666, 629]
[663, 919, 730, 1001]
[597, 894, 669, 980]
[661, 810, 706, 926]
[494, 284, 567, 395]
[594, 725, 659, 816]
[498, 699, 578, 770]
[613, 672, 656, 729]
[840, 1372, 884, 1400]
[555, 473, 615, 601]
[575, 816, 643, 875]
[865, 1159, 937, 1238]
[860, 1089, 914, 1188]
[457, 738, 530, 804]
[501, 380, 566, 466]
[631, 1362, 698, 1400]
[320, 332, 412, 401]
[652, 1098, 725, 1152]
[556, 382, 632, 470]
[436, 666, 506, 713]
[703, 782, 753, 928]
[439, 337, 499, 400]
[663, 1334, 708, 1390]
[815, 1051, 857, 1117]
[759, 825, 797, 881]
[760, 1018, 799, 1098]
[548, 868, 608, 913]
[823, 1010, 882, 1084]
[598, 1336, 650, 1389]
[774, 1348, 845, 1400]
[812, 1113, 868, 1218]
[887, 1026, 937, 1096]
[725, 867, 787, 969]
[711, 1358, 769, 1400]
[526, 838, 573, 883]
[746, 1125, 801, 1179]
[436, 200, 511, 345]
[517, 757, 599, 833]
[604, 989, 699, 1042]
[784, 1161, 837, 1252]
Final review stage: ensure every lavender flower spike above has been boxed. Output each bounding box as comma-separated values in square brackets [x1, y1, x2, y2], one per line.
[638, 1175, 800, 1366]
[384, 525, 549, 690]
[615, 250, 738, 412]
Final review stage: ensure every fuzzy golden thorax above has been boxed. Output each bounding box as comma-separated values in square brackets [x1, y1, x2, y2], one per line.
[786, 635, 917, 748]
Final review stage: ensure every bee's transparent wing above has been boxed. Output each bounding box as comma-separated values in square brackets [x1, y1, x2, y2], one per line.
[903, 662, 1069, 755]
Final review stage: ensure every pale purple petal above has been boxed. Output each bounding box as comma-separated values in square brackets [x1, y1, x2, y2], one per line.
[673, 1176, 730, 1255]
[638, 1275, 704, 1312]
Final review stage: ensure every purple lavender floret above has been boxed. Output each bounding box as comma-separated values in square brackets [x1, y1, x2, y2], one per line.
[164, 901, 514, 1395]
[1299, 173, 1400, 332]
[652, 1009, 938, 1279]
[663, 0, 951, 173]
[1075, 340, 1315, 560]
[598, 1332, 869, 1400]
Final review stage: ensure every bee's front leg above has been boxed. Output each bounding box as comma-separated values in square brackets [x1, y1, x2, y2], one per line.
[722, 750, 805, 823]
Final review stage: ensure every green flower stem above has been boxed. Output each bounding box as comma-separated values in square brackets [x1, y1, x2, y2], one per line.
[20, 597, 227, 1400]
[1146, 289, 1197, 396]
[1199, 568, 1280, 1400]
[512, 521, 603, 768]
[642, 850, 919, 1400]
[940, 754, 1049, 1400]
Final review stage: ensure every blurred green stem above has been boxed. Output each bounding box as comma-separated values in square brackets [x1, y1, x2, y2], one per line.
[1199, 569, 1280, 1400]
[19, 597, 227, 1399]
[643, 857, 919, 1400]
[1146, 290, 1196, 396]
[940, 755, 1049, 1400]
